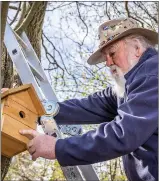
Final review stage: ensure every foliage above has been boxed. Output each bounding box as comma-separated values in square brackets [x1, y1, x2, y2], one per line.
[5, 152, 65, 181]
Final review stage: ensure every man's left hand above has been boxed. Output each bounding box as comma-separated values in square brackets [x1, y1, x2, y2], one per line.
[19, 129, 57, 161]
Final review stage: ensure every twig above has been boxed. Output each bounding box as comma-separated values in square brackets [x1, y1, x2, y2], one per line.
[125, 1, 144, 27]
[14, 2, 27, 31]
[9, 5, 21, 11]
[10, 2, 22, 26]
[15, 2, 40, 34]
[76, 2, 88, 46]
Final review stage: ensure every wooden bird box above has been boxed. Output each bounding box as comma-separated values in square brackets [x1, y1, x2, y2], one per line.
[1, 84, 46, 158]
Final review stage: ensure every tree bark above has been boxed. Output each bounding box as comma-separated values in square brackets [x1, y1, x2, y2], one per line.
[1, 2, 47, 180]
[25, 2, 47, 59]
[1, 2, 9, 44]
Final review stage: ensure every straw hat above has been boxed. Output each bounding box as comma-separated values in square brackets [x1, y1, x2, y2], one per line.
[87, 18, 158, 65]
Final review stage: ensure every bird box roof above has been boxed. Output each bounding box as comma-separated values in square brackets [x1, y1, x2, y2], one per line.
[1, 84, 46, 116]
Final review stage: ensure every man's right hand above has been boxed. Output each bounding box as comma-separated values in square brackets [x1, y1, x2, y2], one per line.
[19, 129, 57, 161]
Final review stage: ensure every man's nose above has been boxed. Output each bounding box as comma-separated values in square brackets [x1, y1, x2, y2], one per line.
[106, 55, 114, 67]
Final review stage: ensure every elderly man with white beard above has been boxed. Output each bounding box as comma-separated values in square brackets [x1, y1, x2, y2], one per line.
[19, 18, 158, 181]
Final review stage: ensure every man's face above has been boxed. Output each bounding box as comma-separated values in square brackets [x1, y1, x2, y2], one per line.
[101, 40, 135, 75]
[101, 39, 139, 97]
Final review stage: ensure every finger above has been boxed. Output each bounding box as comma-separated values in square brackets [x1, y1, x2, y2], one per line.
[19, 129, 39, 140]
[28, 146, 36, 155]
[27, 140, 34, 149]
[1, 88, 9, 93]
[32, 152, 39, 161]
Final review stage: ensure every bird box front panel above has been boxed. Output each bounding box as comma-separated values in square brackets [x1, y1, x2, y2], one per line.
[1, 113, 36, 158]
[3, 97, 38, 128]
[8, 90, 38, 114]
[2, 114, 33, 144]
[2, 132, 26, 158]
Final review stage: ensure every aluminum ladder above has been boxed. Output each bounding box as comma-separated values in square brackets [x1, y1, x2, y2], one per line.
[3, 22, 99, 181]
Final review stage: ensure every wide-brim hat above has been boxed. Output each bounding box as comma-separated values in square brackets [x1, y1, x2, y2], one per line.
[87, 18, 158, 65]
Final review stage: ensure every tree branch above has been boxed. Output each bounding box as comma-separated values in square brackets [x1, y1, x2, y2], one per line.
[9, 5, 21, 11]
[76, 2, 88, 46]
[125, 1, 144, 27]
[14, 2, 27, 31]
[10, 2, 22, 26]
[15, 2, 40, 34]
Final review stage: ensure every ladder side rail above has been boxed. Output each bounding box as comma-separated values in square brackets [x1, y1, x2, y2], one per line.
[79, 165, 99, 181]
[4, 23, 44, 101]
[20, 32, 58, 102]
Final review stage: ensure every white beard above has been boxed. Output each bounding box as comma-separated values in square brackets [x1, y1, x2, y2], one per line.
[110, 65, 126, 98]
[110, 57, 139, 98]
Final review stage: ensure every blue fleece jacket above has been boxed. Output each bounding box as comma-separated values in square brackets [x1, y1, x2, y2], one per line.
[55, 48, 158, 181]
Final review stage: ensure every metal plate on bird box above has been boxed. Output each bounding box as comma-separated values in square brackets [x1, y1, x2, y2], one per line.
[1, 84, 46, 158]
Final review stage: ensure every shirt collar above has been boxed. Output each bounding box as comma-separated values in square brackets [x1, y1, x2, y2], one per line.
[124, 47, 158, 80]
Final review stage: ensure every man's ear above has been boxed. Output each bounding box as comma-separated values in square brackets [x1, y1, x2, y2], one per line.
[134, 39, 144, 58]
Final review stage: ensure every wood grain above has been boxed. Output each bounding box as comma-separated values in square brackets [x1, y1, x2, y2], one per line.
[1, 84, 46, 116]
[3, 97, 38, 128]
[2, 133, 26, 158]
[1, 99, 5, 129]
[2, 114, 35, 144]
[8, 91, 38, 114]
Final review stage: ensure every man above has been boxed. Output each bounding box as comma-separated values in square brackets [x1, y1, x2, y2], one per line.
[13, 18, 159, 181]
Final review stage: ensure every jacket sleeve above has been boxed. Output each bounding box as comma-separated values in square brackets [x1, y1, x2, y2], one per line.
[55, 75, 158, 166]
[55, 87, 118, 125]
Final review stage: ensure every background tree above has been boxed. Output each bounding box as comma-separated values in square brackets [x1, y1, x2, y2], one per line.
[2, 2, 158, 181]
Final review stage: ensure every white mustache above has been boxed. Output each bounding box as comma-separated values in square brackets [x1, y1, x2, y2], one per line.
[110, 65, 120, 75]
[110, 65, 117, 71]
[110, 65, 126, 98]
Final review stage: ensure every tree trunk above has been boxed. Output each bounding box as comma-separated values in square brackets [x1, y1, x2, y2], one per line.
[25, 2, 47, 59]
[1, 2, 9, 44]
[1, 2, 47, 180]
[1, 2, 13, 179]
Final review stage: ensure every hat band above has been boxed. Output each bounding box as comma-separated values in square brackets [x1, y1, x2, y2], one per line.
[99, 32, 120, 49]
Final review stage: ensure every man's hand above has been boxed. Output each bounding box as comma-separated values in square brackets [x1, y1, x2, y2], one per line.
[1, 88, 9, 93]
[19, 129, 57, 161]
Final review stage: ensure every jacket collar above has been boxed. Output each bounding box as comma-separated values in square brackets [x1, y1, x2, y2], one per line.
[124, 47, 158, 80]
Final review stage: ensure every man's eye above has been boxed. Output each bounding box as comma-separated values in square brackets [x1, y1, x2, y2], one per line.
[110, 52, 115, 57]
